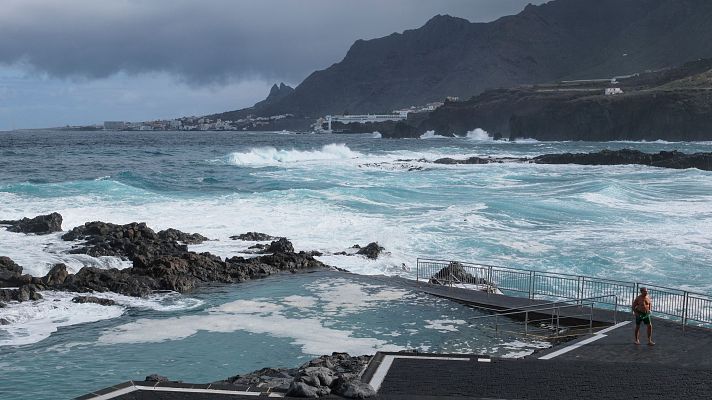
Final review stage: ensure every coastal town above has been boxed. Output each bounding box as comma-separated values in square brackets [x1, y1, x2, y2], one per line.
[90, 99, 453, 133]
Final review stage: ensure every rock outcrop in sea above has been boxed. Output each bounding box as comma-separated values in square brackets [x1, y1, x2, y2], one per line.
[0, 212, 63, 235]
[432, 149, 712, 172]
[0, 215, 331, 301]
[230, 232, 278, 241]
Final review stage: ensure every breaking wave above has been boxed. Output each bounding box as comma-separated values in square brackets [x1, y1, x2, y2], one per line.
[465, 128, 494, 141]
[420, 130, 449, 139]
[223, 144, 362, 166]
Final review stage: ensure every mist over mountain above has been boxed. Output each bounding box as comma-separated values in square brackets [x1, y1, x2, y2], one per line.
[216, 0, 712, 119]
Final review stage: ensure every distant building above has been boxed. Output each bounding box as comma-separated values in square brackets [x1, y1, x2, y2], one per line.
[605, 87, 624, 95]
[104, 121, 125, 130]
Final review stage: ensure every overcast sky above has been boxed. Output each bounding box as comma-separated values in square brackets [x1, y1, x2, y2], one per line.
[0, 0, 545, 130]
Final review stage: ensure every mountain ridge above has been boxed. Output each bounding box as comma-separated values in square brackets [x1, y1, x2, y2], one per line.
[212, 0, 712, 121]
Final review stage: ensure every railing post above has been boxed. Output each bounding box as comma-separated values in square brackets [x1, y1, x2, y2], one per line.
[529, 271, 535, 300]
[556, 307, 560, 337]
[449, 261, 454, 288]
[416, 258, 420, 282]
[577, 276, 583, 305]
[589, 303, 594, 334]
[487, 265, 493, 293]
[682, 291, 689, 332]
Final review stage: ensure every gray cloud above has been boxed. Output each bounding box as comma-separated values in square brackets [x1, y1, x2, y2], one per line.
[0, 0, 543, 85]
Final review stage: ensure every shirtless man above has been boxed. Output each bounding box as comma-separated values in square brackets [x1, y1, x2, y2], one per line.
[632, 287, 655, 345]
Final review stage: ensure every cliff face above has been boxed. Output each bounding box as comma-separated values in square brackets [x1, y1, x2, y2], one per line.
[254, 0, 712, 117]
[510, 91, 712, 141]
[373, 58, 712, 141]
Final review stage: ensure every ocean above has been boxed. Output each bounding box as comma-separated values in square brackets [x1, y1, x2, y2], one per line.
[1, 130, 712, 398]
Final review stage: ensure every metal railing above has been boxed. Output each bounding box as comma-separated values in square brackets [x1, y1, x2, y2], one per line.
[471, 301, 595, 338]
[416, 258, 712, 328]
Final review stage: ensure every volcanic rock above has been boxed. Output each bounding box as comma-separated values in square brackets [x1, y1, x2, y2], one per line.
[43, 263, 69, 286]
[145, 374, 169, 383]
[287, 382, 320, 398]
[72, 296, 117, 306]
[157, 228, 208, 244]
[230, 232, 277, 241]
[332, 378, 377, 399]
[263, 238, 295, 254]
[62, 221, 188, 260]
[533, 149, 712, 171]
[356, 242, 385, 260]
[0, 212, 63, 235]
[220, 353, 372, 398]
[0, 256, 23, 284]
[434, 156, 497, 165]
[429, 261, 487, 285]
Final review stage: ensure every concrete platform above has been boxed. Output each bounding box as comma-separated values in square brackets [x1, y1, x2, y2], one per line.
[368, 352, 712, 400]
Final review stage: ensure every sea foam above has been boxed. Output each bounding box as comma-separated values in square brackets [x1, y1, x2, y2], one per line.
[420, 130, 449, 139]
[0, 291, 203, 347]
[223, 143, 362, 166]
[465, 128, 494, 141]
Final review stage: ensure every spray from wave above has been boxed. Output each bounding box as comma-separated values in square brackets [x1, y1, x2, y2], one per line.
[420, 130, 449, 139]
[512, 138, 540, 144]
[465, 128, 493, 141]
[223, 144, 362, 166]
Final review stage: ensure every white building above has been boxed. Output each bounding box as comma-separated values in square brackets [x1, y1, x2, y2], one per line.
[604, 87, 624, 95]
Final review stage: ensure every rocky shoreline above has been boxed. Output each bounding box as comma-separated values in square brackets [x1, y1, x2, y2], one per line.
[433, 149, 712, 171]
[0, 215, 338, 303]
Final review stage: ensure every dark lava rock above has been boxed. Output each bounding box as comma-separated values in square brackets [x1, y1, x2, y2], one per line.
[62, 221, 188, 260]
[332, 378, 377, 399]
[263, 238, 295, 254]
[429, 261, 488, 286]
[434, 156, 494, 165]
[0, 256, 23, 284]
[223, 367, 296, 391]
[248, 244, 268, 250]
[1, 285, 44, 302]
[43, 263, 69, 286]
[222, 352, 372, 398]
[72, 296, 117, 306]
[0, 318, 10, 325]
[0, 302, 6, 308]
[145, 374, 169, 383]
[157, 228, 208, 244]
[287, 381, 320, 398]
[356, 242, 385, 260]
[61, 267, 159, 297]
[230, 232, 277, 241]
[48, 220, 330, 298]
[0, 212, 63, 235]
[0, 290, 14, 303]
[533, 149, 712, 171]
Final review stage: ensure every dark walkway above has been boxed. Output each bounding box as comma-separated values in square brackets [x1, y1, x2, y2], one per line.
[375, 355, 712, 400]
